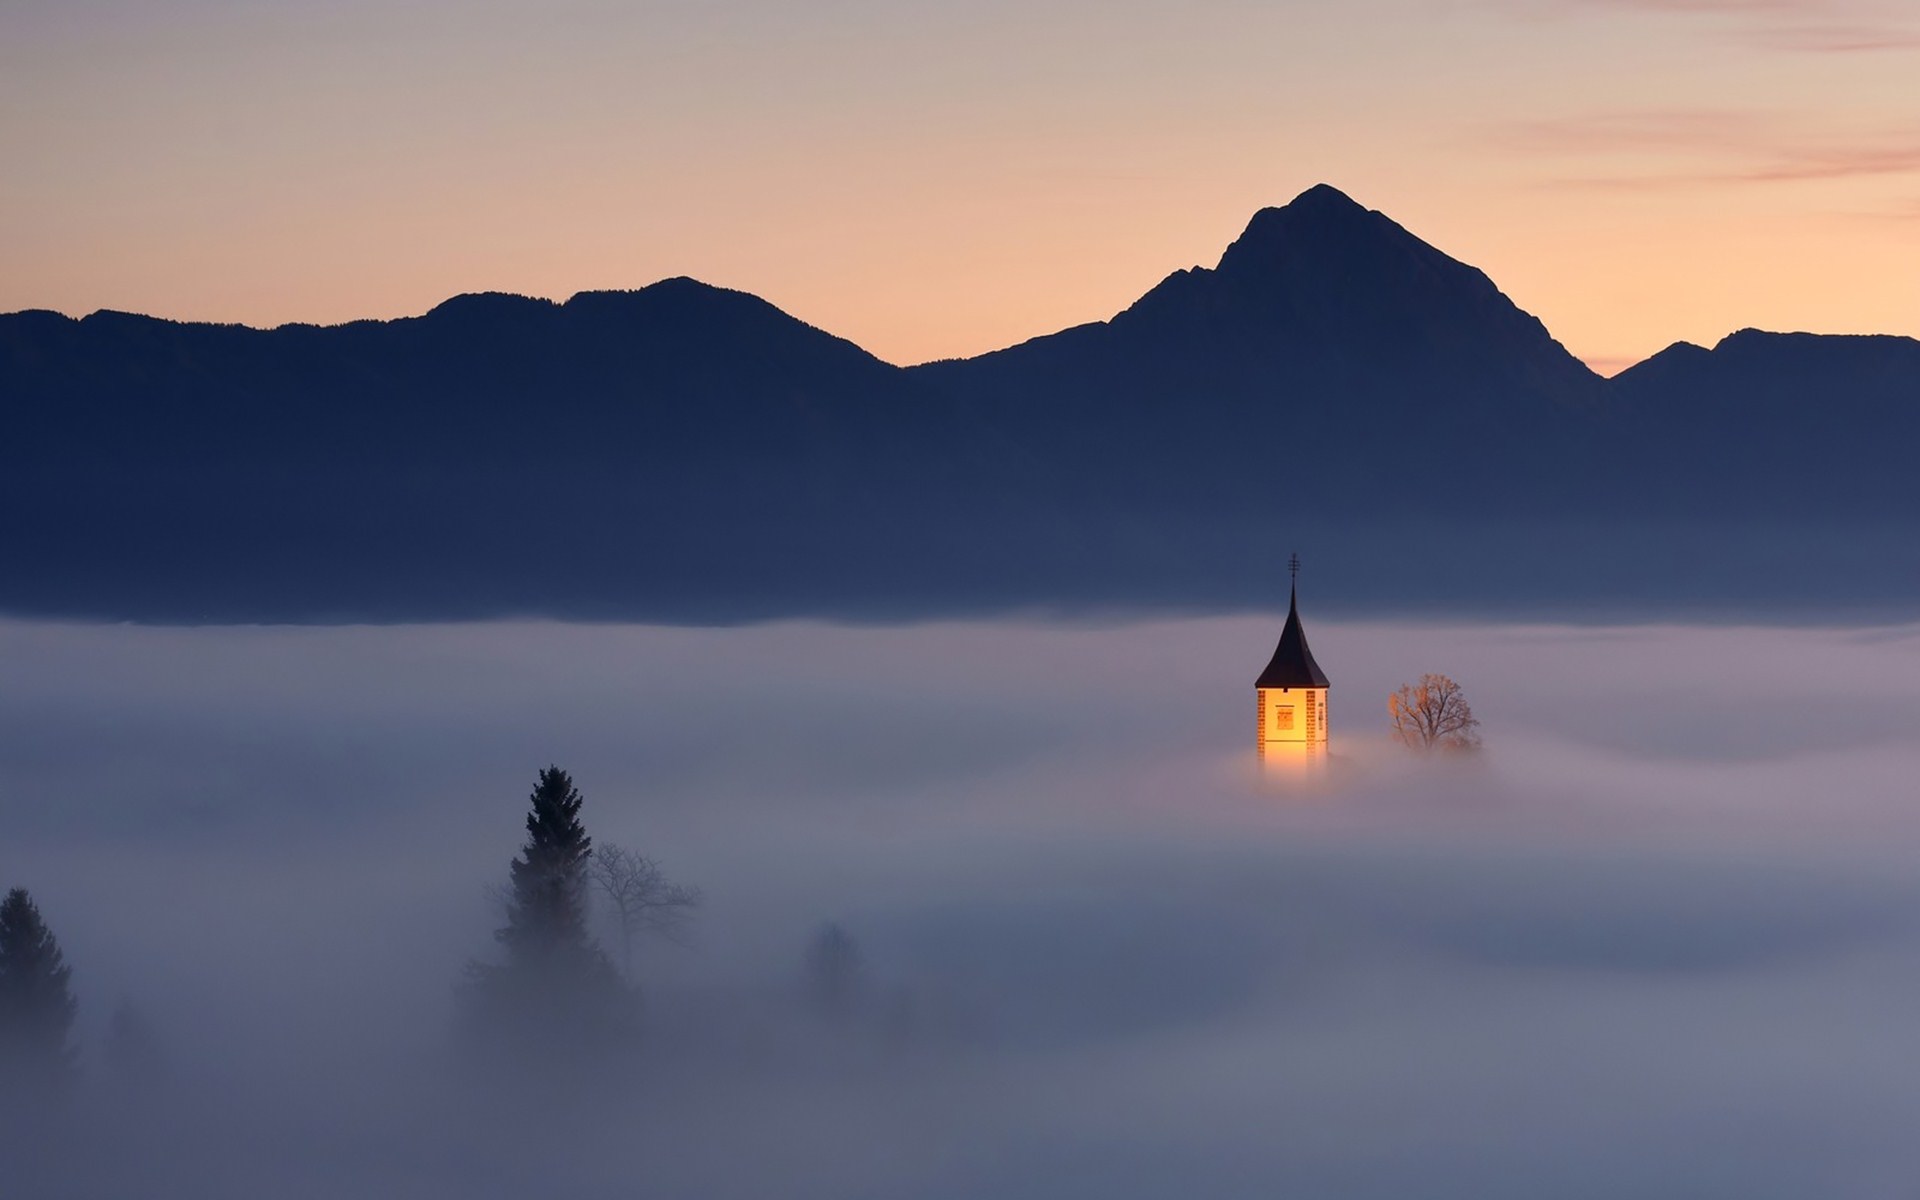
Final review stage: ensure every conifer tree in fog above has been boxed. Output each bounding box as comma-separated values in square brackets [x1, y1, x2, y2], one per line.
[804, 923, 865, 1021]
[499, 766, 596, 961]
[464, 767, 632, 1051]
[0, 888, 78, 1089]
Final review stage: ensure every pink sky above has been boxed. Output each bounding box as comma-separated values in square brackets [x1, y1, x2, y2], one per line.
[2, 0, 1916, 371]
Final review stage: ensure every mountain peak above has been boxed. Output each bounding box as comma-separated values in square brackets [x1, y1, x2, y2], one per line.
[1288, 183, 1366, 212]
[1218, 187, 1401, 279]
[1075, 182, 1602, 397]
[1230, 186, 1373, 251]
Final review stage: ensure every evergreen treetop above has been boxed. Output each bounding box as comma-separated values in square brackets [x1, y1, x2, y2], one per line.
[0, 887, 79, 1085]
[496, 766, 595, 963]
[463, 767, 632, 1059]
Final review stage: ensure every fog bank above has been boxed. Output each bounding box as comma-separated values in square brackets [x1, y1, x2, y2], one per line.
[3, 617, 1920, 1198]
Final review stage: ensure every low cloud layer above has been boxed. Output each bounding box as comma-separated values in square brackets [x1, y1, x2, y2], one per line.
[3, 616, 1920, 1197]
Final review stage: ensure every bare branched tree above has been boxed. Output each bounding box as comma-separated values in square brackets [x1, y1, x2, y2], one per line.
[1388, 673, 1482, 752]
[589, 843, 701, 977]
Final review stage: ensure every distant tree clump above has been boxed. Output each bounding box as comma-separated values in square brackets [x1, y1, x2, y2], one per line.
[0, 888, 79, 1090]
[463, 767, 633, 1054]
[803, 923, 866, 1022]
[1388, 673, 1482, 752]
[589, 843, 700, 980]
[105, 997, 167, 1088]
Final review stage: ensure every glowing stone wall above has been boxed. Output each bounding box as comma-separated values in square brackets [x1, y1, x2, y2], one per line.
[1257, 685, 1328, 765]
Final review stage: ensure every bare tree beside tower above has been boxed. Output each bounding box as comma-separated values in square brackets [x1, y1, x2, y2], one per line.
[1388, 673, 1482, 751]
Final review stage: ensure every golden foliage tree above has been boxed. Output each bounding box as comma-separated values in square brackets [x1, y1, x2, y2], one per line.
[1388, 673, 1481, 751]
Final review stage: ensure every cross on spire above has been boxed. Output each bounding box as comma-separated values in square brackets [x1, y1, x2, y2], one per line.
[1288, 552, 1301, 584]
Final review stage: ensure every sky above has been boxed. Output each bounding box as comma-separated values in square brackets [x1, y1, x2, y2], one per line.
[6, 615, 1920, 1195]
[1, 1, 1918, 373]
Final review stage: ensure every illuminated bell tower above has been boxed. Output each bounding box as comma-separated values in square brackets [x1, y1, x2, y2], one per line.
[1256, 554, 1330, 765]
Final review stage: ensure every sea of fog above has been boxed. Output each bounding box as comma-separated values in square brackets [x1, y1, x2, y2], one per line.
[4, 616, 1920, 1199]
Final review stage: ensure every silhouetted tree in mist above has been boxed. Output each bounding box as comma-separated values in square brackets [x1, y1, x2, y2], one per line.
[105, 997, 166, 1087]
[797, 925, 931, 1051]
[804, 923, 866, 1022]
[0, 888, 78, 1091]
[497, 767, 596, 957]
[589, 843, 700, 979]
[463, 767, 633, 1053]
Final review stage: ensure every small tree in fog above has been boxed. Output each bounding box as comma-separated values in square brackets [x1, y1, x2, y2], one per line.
[464, 767, 631, 1050]
[804, 923, 865, 1021]
[106, 997, 166, 1087]
[0, 888, 78, 1089]
[589, 843, 700, 978]
[1388, 673, 1482, 752]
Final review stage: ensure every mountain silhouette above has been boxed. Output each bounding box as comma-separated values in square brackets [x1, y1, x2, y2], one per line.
[914, 184, 1603, 519]
[3, 185, 1915, 622]
[928, 184, 1595, 399]
[1, 278, 991, 619]
[1608, 329, 1920, 519]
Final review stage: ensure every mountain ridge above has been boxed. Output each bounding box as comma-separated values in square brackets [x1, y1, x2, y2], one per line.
[3, 184, 1915, 623]
[13, 192, 1914, 382]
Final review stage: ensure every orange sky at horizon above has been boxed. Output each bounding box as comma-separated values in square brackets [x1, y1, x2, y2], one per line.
[2, 0, 1917, 373]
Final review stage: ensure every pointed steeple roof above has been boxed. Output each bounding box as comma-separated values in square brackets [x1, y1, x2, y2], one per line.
[1256, 578, 1330, 690]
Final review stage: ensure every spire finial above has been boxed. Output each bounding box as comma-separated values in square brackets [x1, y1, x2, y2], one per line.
[1288, 552, 1301, 585]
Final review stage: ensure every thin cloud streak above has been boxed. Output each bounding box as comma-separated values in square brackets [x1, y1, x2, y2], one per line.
[1547, 0, 1920, 53]
[1845, 196, 1920, 223]
[1504, 109, 1920, 190]
[1571, 0, 1829, 13]
[1540, 147, 1920, 189]
[1497, 109, 1774, 154]
[1729, 146, 1920, 183]
[1748, 23, 1920, 50]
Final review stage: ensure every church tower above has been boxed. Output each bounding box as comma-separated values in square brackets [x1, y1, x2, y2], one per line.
[1256, 555, 1330, 765]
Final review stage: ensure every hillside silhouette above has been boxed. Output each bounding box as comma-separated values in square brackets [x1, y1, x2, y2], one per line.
[3, 185, 1915, 622]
